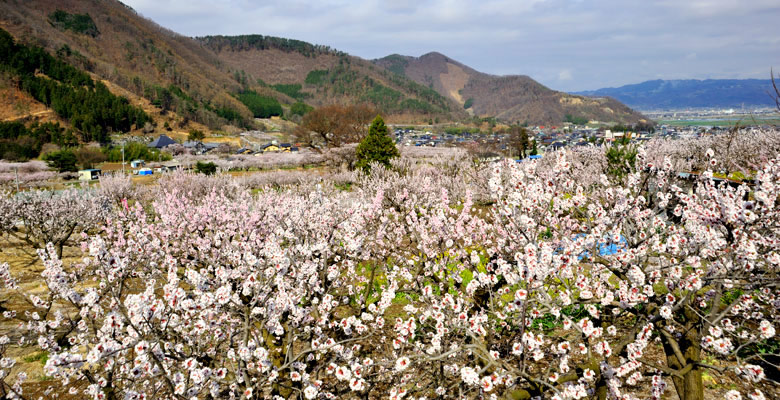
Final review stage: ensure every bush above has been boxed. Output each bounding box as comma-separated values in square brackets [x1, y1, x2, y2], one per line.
[290, 101, 313, 117]
[74, 146, 107, 169]
[195, 161, 217, 175]
[42, 149, 78, 172]
[188, 129, 205, 141]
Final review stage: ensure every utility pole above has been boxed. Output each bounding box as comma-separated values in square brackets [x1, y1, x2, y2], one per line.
[121, 142, 125, 174]
[15, 166, 19, 192]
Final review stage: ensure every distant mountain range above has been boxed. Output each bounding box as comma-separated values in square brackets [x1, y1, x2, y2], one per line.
[374, 53, 647, 125]
[574, 79, 778, 110]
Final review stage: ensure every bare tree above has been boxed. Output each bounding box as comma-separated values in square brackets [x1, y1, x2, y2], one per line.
[507, 125, 531, 158]
[772, 68, 780, 112]
[295, 104, 376, 148]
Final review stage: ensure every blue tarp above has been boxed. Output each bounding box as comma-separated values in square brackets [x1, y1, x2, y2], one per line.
[573, 234, 627, 260]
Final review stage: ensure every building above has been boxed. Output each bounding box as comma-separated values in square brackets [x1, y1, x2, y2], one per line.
[261, 143, 280, 153]
[147, 134, 177, 149]
[78, 169, 101, 181]
[130, 159, 145, 168]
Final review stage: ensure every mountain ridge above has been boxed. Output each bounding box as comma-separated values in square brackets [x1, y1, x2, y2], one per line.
[0, 0, 466, 130]
[574, 79, 777, 110]
[373, 52, 647, 125]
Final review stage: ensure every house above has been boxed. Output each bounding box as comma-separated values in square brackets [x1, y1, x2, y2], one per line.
[161, 161, 182, 172]
[279, 143, 292, 152]
[78, 169, 101, 181]
[147, 134, 177, 149]
[130, 159, 145, 168]
[236, 147, 254, 155]
[261, 143, 280, 153]
[137, 168, 153, 176]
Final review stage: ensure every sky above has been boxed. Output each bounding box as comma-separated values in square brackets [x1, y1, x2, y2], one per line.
[122, 0, 780, 92]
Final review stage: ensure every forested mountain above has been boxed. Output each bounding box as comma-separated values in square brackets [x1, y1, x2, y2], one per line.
[0, 27, 151, 159]
[0, 0, 465, 130]
[374, 52, 648, 125]
[0, 0, 271, 130]
[195, 35, 465, 121]
[574, 79, 778, 110]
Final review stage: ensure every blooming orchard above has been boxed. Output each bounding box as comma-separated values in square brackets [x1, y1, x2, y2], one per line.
[0, 129, 778, 400]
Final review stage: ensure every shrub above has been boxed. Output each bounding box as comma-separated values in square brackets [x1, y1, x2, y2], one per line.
[195, 161, 217, 175]
[42, 149, 77, 172]
[188, 129, 205, 141]
[289, 101, 313, 117]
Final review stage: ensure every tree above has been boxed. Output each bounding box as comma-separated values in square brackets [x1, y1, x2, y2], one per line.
[42, 149, 78, 172]
[0, 130, 778, 400]
[188, 129, 205, 141]
[606, 142, 637, 179]
[236, 90, 282, 118]
[74, 146, 107, 169]
[195, 161, 217, 175]
[290, 101, 314, 117]
[772, 68, 780, 112]
[508, 125, 531, 158]
[295, 104, 376, 148]
[0, 188, 109, 257]
[355, 115, 399, 172]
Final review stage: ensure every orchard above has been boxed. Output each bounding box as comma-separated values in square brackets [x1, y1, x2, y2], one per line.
[0, 129, 778, 400]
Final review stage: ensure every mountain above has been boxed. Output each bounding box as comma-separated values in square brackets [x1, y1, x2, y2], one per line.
[195, 36, 465, 122]
[574, 79, 778, 110]
[373, 52, 648, 125]
[0, 0, 464, 133]
[0, 0, 259, 132]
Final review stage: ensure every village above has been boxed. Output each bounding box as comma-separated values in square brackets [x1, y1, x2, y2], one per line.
[70, 121, 763, 181]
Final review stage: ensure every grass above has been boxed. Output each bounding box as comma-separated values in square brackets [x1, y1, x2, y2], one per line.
[23, 351, 48, 365]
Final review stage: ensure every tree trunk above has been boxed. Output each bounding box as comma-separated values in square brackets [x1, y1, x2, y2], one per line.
[663, 310, 704, 400]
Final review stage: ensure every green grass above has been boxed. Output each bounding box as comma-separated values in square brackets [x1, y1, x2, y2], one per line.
[24, 351, 48, 365]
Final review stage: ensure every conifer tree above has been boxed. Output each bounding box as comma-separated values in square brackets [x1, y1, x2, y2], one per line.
[355, 115, 399, 172]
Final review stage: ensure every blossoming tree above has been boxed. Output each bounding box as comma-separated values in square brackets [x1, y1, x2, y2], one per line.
[0, 130, 778, 400]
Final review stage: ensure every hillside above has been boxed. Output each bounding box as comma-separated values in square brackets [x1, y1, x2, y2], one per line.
[374, 52, 648, 125]
[195, 35, 467, 122]
[0, 0, 260, 131]
[574, 79, 778, 110]
[0, 0, 465, 135]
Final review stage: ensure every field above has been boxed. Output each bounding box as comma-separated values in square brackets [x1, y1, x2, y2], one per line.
[1, 132, 779, 399]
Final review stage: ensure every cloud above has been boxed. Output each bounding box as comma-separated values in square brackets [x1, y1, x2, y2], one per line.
[122, 0, 780, 91]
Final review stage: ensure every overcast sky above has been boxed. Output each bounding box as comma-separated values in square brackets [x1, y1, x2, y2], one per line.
[122, 0, 780, 92]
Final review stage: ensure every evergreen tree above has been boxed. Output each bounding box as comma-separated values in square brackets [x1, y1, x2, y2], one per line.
[355, 115, 399, 172]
